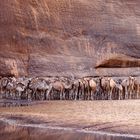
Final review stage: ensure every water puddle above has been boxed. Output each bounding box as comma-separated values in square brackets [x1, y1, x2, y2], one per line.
[0, 117, 139, 140]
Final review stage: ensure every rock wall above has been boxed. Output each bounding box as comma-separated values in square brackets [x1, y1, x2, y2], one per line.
[0, 0, 140, 77]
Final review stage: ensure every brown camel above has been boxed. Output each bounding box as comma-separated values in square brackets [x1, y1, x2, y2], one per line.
[78, 79, 85, 100]
[121, 78, 129, 99]
[128, 76, 135, 99]
[83, 77, 91, 100]
[47, 81, 65, 100]
[62, 79, 73, 100]
[72, 79, 80, 100]
[121, 76, 135, 99]
[89, 78, 97, 100]
[99, 77, 110, 100]
[108, 78, 116, 100]
[134, 77, 140, 99]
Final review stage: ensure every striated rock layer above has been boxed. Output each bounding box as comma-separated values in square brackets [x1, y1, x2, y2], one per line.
[0, 0, 140, 77]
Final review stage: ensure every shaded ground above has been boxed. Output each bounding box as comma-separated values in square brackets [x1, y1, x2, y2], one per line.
[0, 100, 140, 139]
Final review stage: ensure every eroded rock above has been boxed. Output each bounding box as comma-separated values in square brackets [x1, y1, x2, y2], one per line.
[0, 0, 140, 77]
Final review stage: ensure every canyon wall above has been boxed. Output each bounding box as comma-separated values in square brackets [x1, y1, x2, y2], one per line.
[0, 0, 140, 77]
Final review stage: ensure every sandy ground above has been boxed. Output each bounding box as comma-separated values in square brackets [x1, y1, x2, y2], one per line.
[1, 100, 140, 139]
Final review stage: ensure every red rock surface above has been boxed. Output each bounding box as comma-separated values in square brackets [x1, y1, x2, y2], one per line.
[0, 0, 140, 77]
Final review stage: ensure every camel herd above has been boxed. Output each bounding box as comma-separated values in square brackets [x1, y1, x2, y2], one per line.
[0, 76, 140, 101]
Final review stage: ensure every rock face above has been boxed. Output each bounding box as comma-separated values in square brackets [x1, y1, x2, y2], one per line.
[0, 0, 140, 77]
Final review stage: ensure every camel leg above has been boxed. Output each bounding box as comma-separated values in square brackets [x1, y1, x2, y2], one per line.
[91, 91, 94, 100]
[12, 91, 15, 100]
[120, 91, 123, 100]
[40, 91, 43, 100]
[74, 87, 78, 100]
[74, 88, 78, 100]
[118, 90, 120, 100]
[63, 91, 65, 100]
[80, 88, 84, 100]
[69, 90, 73, 100]
[42, 91, 45, 100]
[108, 89, 110, 100]
[88, 90, 91, 100]
[18, 92, 21, 100]
[129, 87, 131, 99]
[125, 87, 128, 99]
[137, 86, 139, 99]
[109, 91, 111, 100]
[28, 92, 31, 101]
[102, 91, 104, 100]
[118, 90, 121, 100]
[129, 88, 132, 99]
[0, 88, 2, 99]
[46, 86, 52, 100]
[60, 90, 63, 100]
[80, 91, 82, 100]
[10, 91, 12, 99]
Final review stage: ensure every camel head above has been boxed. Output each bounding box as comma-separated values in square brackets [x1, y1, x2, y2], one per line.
[129, 76, 135, 85]
[129, 76, 135, 81]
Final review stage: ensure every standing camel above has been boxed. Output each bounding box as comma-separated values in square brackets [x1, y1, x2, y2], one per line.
[99, 77, 110, 100]
[78, 79, 85, 100]
[115, 83, 123, 100]
[108, 78, 116, 100]
[89, 78, 96, 100]
[6, 78, 16, 99]
[128, 76, 135, 99]
[0, 77, 9, 99]
[33, 78, 49, 100]
[83, 77, 91, 100]
[46, 81, 65, 100]
[62, 80, 73, 100]
[121, 76, 135, 99]
[133, 77, 140, 99]
[15, 82, 26, 99]
[72, 79, 80, 100]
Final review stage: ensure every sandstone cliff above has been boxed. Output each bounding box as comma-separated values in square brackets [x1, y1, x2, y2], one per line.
[0, 0, 140, 77]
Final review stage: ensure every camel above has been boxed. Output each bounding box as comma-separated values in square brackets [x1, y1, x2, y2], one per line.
[99, 77, 110, 100]
[6, 78, 16, 99]
[28, 77, 39, 100]
[15, 77, 31, 100]
[83, 77, 91, 100]
[0, 77, 2, 98]
[121, 78, 129, 99]
[89, 78, 97, 100]
[0, 77, 9, 99]
[36, 79, 49, 100]
[121, 76, 135, 99]
[133, 77, 140, 99]
[15, 82, 26, 99]
[78, 79, 85, 100]
[128, 76, 135, 99]
[115, 83, 123, 100]
[108, 78, 116, 100]
[46, 81, 65, 100]
[72, 79, 80, 100]
[28, 78, 49, 100]
[62, 79, 73, 100]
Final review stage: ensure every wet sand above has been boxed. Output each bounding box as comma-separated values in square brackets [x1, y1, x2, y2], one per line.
[1, 100, 140, 139]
